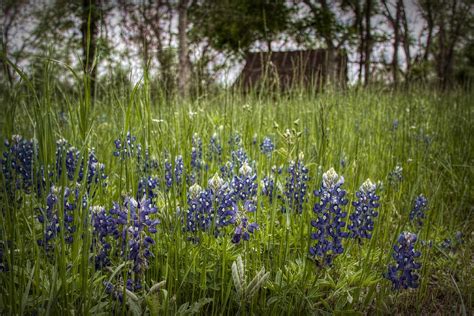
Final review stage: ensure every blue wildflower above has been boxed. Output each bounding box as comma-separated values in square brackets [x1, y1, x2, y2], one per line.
[174, 155, 184, 192]
[109, 196, 159, 290]
[91, 206, 118, 270]
[230, 162, 259, 244]
[282, 156, 309, 213]
[228, 133, 242, 150]
[220, 161, 234, 182]
[113, 131, 138, 159]
[232, 217, 258, 244]
[388, 165, 403, 185]
[164, 160, 173, 190]
[260, 137, 275, 156]
[208, 133, 222, 163]
[385, 232, 421, 290]
[348, 179, 380, 242]
[87, 150, 107, 185]
[261, 176, 275, 204]
[310, 168, 348, 265]
[208, 173, 238, 231]
[191, 133, 203, 171]
[55, 138, 80, 181]
[103, 281, 123, 302]
[231, 162, 258, 208]
[231, 147, 249, 170]
[1, 135, 35, 193]
[392, 119, 399, 131]
[37, 186, 79, 250]
[409, 195, 428, 227]
[185, 184, 213, 233]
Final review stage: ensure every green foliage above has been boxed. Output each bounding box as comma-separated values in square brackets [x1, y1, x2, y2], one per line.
[190, 0, 291, 53]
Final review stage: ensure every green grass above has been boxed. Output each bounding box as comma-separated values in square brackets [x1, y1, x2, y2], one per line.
[0, 72, 473, 315]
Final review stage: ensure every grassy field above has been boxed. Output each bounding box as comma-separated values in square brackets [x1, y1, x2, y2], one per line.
[0, 75, 473, 314]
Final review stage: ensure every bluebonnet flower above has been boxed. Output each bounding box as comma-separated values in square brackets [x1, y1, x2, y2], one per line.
[191, 133, 203, 171]
[261, 176, 275, 203]
[81, 150, 107, 188]
[228, 133, 242, 150]
[182, 174, 237, 240]
[385, 232, 421, 290]
[231, 147, 249, 170]
[164, 160, 173, 190]
[55, 140, 107, 188]
[37, 186, 79, 250]
[108, 196, 159, 290]
[139, 148, 159, 174]
[103, 281, 124, 302]
[220, 161, 234, 182]
[185, 184, 213, 233]
[348, 179, 380, 242]
[208, 173, 237, 231]
[310, 168, 348, 265]
[55, 138, 80, 181]
[230, 162, 259, 244]
[260, 137, 275, 156]
[174, 155, 184, 191]
[208, 133, 222, 163]
[125, 197, 159, 274]
[113, 131, 138, 159]
[1, 135, 35, 193]
[231, 162, 258, 208]
[392, 119, 399, 131]
[388, 165, 403, 185]
[409, 195, 428, 227]
[262, 165, 283, 205]
[137, 176, 158, 200]
[232, 217, 258, 244]
[282, 156, 309, 214]
[91, 206, 117, 270]
[439, 231, 463, 252]
[340, 153, 347, 169]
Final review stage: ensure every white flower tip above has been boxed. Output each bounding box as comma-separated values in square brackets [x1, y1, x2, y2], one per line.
[239, 161, 252, 176]
[361, 178, 376, 192]
[208, 172, 224, 191]
[323, 167, 339, 185]
[189, 183, 202, 199]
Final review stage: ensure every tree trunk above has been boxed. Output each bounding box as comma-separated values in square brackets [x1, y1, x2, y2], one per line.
[400, 1, 411, 81]
[354, 1, 364, 83]
[178, 0, 190, 98]
[319, 0, 337, 86]
[436, 12, 447, 88]
[392, 0, 401, 85]
[364, 0, 372, 86]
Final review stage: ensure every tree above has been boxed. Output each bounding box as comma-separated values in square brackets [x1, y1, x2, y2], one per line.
[119, 0, 177, 98]
[190, 0, 291, 55]
[381, 0, 401, 85]
[297, 0, 354, 84]
[363, 0, 372, 86]
[417, 0, 473, 88]
[178, 0, 191, 98]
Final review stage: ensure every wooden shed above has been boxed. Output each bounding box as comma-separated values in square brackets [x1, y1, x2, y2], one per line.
[236, 49, 347, 91]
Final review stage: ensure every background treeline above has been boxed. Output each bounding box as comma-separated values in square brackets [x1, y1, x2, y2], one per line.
[1, 0, 473, 100]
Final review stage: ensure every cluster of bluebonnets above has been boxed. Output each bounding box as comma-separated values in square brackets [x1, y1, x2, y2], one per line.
[1, 131, 435, 300]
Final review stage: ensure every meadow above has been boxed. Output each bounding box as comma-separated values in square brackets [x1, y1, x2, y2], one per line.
[0, 75, 473, 315]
